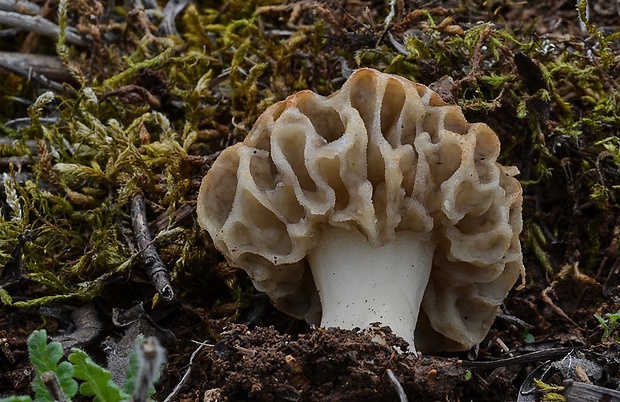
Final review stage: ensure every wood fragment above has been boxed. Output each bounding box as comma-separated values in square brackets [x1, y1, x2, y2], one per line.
[0, 0, 40, 14]
[235, 345, 257, 356]
[495, 313, 535, 331]
[460, 347, 582, 371]
[0, 52, 73, 83]
[130, 194, 175, 301]
[0, 10, 85, 46]
[149, 203, 194, 233]
[564, 379, 620, 401]
[99, 85, 161, 108]
[0, 54, 66, 93]
[20, 0, 57, 53]
[40, 371, 67, 402]
[3, 117, 58, 131]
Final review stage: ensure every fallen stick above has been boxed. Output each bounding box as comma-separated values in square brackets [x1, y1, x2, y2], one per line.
[0, 10, 84, 46]
[0, 53, 67, 93]
[0, 0, 41, 15]
[0, 52, 73, 83]
[130, 194, 175, 302]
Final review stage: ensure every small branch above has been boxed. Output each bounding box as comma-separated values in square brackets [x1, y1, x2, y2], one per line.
[163, 341, 209, 402]
[459, 346, 582, 371]
[495, 313, 535, 331]
[564, 379, 620, 401]
[0, 0, 41, 14]
[0, 55, 66, 94]
[0, 10, 84, 46]
[0, 156, 33, 168]
[0, 52, 74, 83]
[149, 203, 194, 234]
[99, 85, 161, 109]
[130, 194, 175, 301]
[40, 371, 67, 402]
[4, 117, 58, 131]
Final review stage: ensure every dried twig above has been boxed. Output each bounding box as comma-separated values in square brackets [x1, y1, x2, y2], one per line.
[163, 341, 209, 402]
[0, 156, 33, 169]
[40, 371, 67, 402]
[0, 0, 41, 15]
[0, 52, 73, 83]
[495, 313, 536, 331]
[0, 54, 66, 93]
[130, 194, 175, 301]
[460, 346, 582, 371]
[4, 117, 58, 131]
[99, 85, 161, 109]
[564, 379, 620, 401]
[0, 10, 84, 46]
[19, 0, 57, 53]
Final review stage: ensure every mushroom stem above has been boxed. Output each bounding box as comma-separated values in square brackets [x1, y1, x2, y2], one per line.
[307, 227, 435, 352]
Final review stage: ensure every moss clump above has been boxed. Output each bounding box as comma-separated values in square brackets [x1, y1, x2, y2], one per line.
[0, 0, 617, 315]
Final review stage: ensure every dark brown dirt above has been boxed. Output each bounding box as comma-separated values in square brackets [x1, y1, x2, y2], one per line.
[203, 324, 466, 402]
[0, 308, 44, 395]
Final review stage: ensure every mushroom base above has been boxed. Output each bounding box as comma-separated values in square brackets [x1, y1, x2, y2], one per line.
[307, 227, 435, 352]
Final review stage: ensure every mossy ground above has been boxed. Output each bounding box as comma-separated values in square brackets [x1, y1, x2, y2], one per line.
[0, 0, 619, 400]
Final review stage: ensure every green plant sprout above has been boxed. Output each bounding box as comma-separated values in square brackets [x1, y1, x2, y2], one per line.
[522, 328, 536, 344]
[0, 330, 164, 402]
[594, 312, 620, 343]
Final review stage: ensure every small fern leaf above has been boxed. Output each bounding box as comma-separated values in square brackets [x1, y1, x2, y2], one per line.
[27, 330, 78, 401]
[28, 330, 61, 372]
[68, 349, 129, 402]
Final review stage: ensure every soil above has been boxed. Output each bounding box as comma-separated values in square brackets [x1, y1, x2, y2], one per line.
[1, 0, 620, 401]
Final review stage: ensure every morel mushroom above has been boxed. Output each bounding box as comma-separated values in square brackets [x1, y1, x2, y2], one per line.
[197, 68, 524, 353]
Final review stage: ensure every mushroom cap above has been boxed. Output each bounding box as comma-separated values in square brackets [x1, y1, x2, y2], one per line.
[197, 68, 524, 352]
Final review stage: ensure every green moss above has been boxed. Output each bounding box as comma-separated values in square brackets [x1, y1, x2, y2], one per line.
[0, 0, 617, 312]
